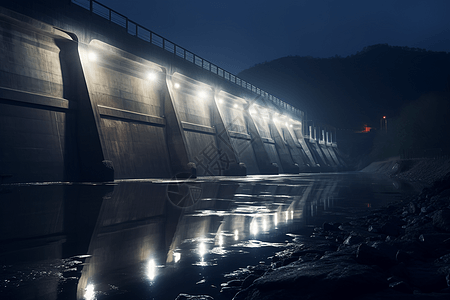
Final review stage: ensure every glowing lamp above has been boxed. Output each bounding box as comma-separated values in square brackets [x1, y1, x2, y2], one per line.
[198, 91, 207, 99]
[174, 83, 180, 89]
[88, 52, 97, 62]
[147, 72, 157, 81]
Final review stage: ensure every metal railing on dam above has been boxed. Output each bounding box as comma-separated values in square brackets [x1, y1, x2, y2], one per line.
[71, 0, 302, 117]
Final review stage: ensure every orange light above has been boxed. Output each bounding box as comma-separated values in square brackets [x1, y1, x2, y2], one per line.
[383, 116, 386, 119]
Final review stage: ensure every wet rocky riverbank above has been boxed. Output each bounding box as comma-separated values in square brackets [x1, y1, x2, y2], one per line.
[227, 172, 450, 299]
[177, 160, 450, 300]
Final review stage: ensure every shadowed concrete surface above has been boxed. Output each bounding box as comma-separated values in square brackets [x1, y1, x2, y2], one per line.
[0, 0, 345, 183]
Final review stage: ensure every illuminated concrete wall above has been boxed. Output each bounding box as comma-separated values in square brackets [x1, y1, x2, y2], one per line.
[0, 8, 77, 182]
[215, 91, 278, 175]
[167, 73, 244, 176]
[306, 124, 345, 171]
[0, 1, 345, 183]
[80, 40, 174, 178]
[216, 92, 257, 174]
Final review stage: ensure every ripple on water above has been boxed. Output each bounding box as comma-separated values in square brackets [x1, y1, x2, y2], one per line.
[232, 239, 287, 248]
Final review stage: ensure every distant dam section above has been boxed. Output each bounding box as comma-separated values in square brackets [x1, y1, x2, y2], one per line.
[0, 0, 345, 183]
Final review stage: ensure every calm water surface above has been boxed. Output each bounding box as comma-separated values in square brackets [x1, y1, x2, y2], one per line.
[0, 172, 419, 300]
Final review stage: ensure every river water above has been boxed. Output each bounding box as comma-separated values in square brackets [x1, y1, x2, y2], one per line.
[0, 172, 420, 300]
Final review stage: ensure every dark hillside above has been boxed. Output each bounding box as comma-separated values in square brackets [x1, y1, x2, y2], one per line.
[238, 44, 450, 130]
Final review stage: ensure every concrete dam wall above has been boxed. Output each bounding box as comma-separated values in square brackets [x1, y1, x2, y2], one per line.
[0, 0, 344, 183]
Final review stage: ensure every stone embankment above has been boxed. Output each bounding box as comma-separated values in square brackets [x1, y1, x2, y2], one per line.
[176, 158, 450, 300]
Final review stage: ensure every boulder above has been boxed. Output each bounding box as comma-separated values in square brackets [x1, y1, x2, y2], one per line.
[356, 243, 395, 269]
[389, 281, 413, 294]
[407, 261, 447, 292]
[343, 234, 365, 246]
[242, 274, 259, 289]
[234, 255, 386, 300]
[433, 209, 450, 232]
[381, 222, 402, 236]
[323, 222, 340, 231]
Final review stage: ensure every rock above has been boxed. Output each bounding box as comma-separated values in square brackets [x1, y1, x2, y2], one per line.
[234, 257, 387, 300]
[430, 172, 450, 194]
[408, 202, 418, 214]
[271, 261, 283, 268]
[407, 261, 448, 292]
[433, 209, 450, 232]
[356, 243, 395, 269]
[418, 233, 450, 257]
[298, 253, 321, 263]
[175, 294, 214, 300]
[390, 262, 408, 279]
[440, 189, 450, 198]
[381, 221, 402, 236]
[220, 286, 241, 295]
[282, 256, 298, 266]
[391, 239, 425, 261]
[368, 225, 380, 233]
[389, 281, 413, 294]
[225, 279, 242, 287]
[323, 222, 340, 231]
[247, 264, 269, 276]
[343, 234, 365, 246]
[242, 274, 259, 289]
[435, 253, 450, 265]
[396, 250, 411, 263]
[373, 242, 398, 260]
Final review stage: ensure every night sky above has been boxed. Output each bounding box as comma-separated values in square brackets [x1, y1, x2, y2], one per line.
[99, 0, 450, 75]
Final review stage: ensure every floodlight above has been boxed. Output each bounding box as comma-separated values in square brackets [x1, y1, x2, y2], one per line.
[147, 72, 157, 81]
[88, 52, 97, 62]
[198, 91, 207, 98]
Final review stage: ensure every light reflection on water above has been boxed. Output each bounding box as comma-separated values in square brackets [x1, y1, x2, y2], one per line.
[84, 284, 95, 300]
[0, 173, 418, 299]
